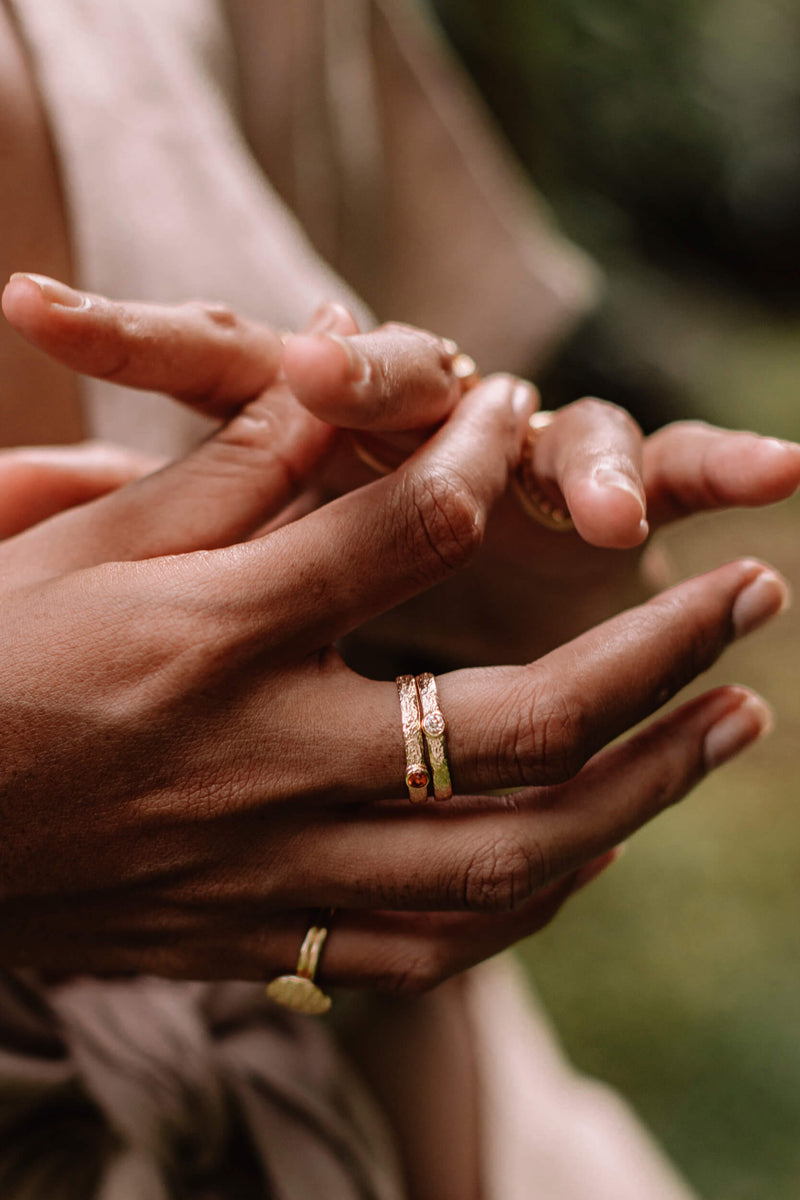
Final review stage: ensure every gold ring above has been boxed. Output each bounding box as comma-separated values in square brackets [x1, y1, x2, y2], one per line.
[396, 675, 430, 802]
[265, 916, 333, 1015]
[513, 411, 575, 531]
[415, 672, 452, 801]
[451, 352, 480, 391]
[349, 432, 396, 477]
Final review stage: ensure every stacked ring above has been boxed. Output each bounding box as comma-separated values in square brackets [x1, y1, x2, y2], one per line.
[514, 411, 575, 531]
[265, 917, 333, 1015]
[395, 672, 453, 801]
[396, 674, 430, 802]
[415, 673, 453, 801]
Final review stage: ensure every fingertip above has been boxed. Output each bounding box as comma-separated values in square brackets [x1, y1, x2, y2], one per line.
[3, 273, 95, 355]
[2, 272, 44, 328]
[703, 689, 774, 771]
[568, 473, 649, 549]
[748, 437, 800, 499]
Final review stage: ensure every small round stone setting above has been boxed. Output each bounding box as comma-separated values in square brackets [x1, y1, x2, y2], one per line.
[422, 711, 446, 738]
[405, 764, 429, 789]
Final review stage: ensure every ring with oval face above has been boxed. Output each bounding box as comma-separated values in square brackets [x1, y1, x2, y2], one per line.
[266, 920, 333, 1015]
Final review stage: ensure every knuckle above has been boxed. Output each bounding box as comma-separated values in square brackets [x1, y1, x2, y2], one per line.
[574, 396, 641, 436]
[461, 835, 543, 913]
[399, 470, 483, 582]
[185, 299, 240, 332]
[509, 676, 589, 786]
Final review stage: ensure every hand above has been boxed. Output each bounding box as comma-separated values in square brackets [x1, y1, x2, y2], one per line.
[11, 275, 793, 666]
[281, 320, 800, 663]
[0, 274, 787, 991]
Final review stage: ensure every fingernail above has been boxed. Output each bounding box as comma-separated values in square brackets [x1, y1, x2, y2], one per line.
[512, 381, 537, 418]
[11, 273, 90, 310]
[594, 468, 646, 520]
[325, 334, 372, 387]
[732, 568, 790, 637]
[704, 694, 773, 770]
[307, 301, 352, 335]
[763, 438, 800, 457]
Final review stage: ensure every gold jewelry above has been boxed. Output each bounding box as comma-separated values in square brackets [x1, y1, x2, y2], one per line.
[415, 672, 452, 801]
[451, 351, 480, 391]
[265, 918, 333, 1015]
[350, 432, 396, 477]
[514, 411, 575, 531]
[396, 675, 430, 802]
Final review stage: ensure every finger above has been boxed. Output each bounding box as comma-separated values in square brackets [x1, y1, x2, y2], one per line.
[4, 675, 759, 979]
[529, 398, 648, 548]
[4, 313, 358, 577]
[37, 675, 754, 981]
[0, 441, 161, 537]
[223, 684, 769, 915]
[643, 420, 800, 529]
[10, 867, 585, 980]
[206, 374, 537, 648]
[283, 322, 471, 433]
[282, 557, 786, 808]
[2, 272, 287, 417]
[443, 558, 787, 794]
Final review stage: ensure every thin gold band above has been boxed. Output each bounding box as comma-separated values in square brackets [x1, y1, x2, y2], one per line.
[514, 411, 574, 531]
[396, 674, 430, 802]
[297, 924, 329, 981]
[415, 672, 452, 801]
[265, 916, 333, 1015]
[350, 433, 395, 477]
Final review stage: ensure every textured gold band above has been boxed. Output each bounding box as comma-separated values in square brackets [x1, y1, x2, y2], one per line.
[415, 672, 452, 801]
[514, 411, 575, 531]
[396, 674, 430, 802]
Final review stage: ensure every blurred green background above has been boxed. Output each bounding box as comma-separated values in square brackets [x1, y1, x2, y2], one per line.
[427, 2, 800, 1197]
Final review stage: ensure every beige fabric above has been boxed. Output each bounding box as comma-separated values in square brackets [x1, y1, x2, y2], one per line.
[4, 2, 693, 1198]
[470, 957, 694, 1200]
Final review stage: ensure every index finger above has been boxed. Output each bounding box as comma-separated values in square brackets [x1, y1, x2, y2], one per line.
[2, 273, 285, 417]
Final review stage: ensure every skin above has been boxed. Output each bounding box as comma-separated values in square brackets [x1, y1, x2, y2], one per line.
[0, 273, 790, 989]
[283, 318, 800, 665]
[0, 5, 795, 1191]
